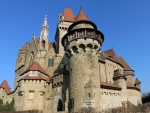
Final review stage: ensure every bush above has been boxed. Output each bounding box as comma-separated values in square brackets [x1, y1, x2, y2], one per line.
[0, 98, 15, 112]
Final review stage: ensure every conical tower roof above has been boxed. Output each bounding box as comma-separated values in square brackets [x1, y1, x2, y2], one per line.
[74, 9, 89, 22]
[63, 8, 75, 22]
[135, 78, 141, 84]
[0, 80, 11, 94]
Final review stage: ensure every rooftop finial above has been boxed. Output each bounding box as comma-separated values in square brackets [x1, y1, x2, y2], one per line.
[80, 5, 82, 10]
[45, 15, 47, 20]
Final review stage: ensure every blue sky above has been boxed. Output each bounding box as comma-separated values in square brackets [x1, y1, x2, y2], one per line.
[0, 0, 150, 93]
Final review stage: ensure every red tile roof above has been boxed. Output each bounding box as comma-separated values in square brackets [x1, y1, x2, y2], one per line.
[100, 81, 121, 90]
[104, 49, 116, 57]
[36, 38, 39, 44]
[22, 42, 30, 51]
[20, 61, 49, 76]
[74, 9, 89, 22]
[45, 77, 53, 83]
[135, 78, 141, 84]
[113, 70, 124, 79]
[126, 83, 136, 89]
[63, 8, 75, 22]
[117, 57, 133, 71]
[0, 80, 11, 94]
[21, 75, 46, 80]
[53, 68, 69, 76]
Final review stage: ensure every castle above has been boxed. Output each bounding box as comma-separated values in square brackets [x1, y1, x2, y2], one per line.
[0, 8, 142, 113]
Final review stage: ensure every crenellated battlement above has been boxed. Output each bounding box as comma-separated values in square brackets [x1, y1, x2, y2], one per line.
[65, 39, 101, 57]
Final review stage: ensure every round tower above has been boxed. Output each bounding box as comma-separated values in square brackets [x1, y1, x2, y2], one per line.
[62, 9, 104, 112]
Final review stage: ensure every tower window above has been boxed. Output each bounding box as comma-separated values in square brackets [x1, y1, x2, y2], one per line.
[42, 40, 45, 49]
[48, 58, 54, 66]
[30, 51, 34, 61]
[88, 93, 90, 98]
[57, 99, 63, 111]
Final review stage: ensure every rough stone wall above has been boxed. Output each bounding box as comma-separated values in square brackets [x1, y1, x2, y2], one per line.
[114, 79, 127, 102]
[0, 88, 13, 104]
[100, 89, 122, 110]
[56, 21, 72, 55]
[43, 83, 53, 113]
[127, 89, 142, 106]
[99, 62, 106, 82]
[24, 38, 38, 69]
[126, 75, 134, 85]
[14, 49, 27, 88]
[18, 80, 46, 111]
[105, 60, 117, 83]
[67, 39, 101, 112]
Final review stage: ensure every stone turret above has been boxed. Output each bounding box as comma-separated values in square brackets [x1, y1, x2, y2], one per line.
[134, 78, 141, 90]
[62, 9, 104, 112]
[55, 8, 74, 56]
[113, 70, 127, 107]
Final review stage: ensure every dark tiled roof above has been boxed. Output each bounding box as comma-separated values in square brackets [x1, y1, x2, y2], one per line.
[74, 9, 89, 22]
[20, 61, 49, 76]
[0, 80, 11, 94]
[53, 68, 69, 76]
[63, 8, 75, 22]
[100, 81, 121, 90]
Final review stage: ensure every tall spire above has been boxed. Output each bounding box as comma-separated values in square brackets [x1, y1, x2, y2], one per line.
[40, 15, 49, 39]
[43, 15, 48, 27]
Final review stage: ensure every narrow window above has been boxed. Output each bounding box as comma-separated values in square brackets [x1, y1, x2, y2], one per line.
[48, 59, 54, 66]
[42, 40, 45, 49]
[88, 93, 90, 98]
[57, 99, 63, 111]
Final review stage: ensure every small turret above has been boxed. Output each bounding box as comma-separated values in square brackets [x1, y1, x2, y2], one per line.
[134, 78, 141, 90]
[113, 70, 127, 106]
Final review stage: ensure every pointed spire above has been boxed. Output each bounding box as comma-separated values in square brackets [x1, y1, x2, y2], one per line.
[43, 15, 48, 27]
[74, 8, 89, 22]
[40, 15, 49, 39]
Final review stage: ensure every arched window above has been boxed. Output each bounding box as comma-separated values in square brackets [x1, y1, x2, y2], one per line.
[42, 40, 45, 49]
[48, 58, 54, 66]
[57, 99, 63, 111]
[30, 51, 34, 61]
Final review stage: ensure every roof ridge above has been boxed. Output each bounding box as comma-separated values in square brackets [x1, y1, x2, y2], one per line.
[20, 61, 49, 76]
